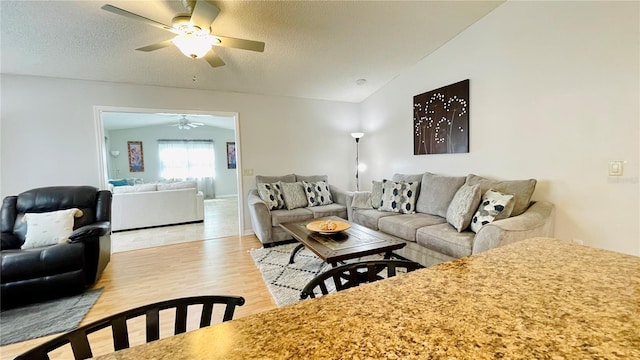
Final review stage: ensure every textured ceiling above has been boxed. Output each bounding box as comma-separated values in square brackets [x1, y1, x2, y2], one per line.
[1, 0, 503, 103]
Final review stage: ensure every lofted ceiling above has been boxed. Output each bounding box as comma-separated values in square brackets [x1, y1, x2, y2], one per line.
[1, 0, 503, 103]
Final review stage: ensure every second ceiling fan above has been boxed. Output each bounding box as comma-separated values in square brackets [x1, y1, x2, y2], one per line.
[102, 0, 265, 68]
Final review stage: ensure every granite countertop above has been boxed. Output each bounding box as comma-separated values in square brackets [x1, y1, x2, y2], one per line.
[96, 237, 640, 359]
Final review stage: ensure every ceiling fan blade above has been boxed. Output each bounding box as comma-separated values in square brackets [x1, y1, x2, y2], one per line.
[136, 40, 174, 52]
[101, 4, 175, 33]
[188, 123, 198, 128]
[204, 51, 225, 68]
[190, 0, 220, 31]
[191, 122, 205, 126]
[213, 36, 265, 52]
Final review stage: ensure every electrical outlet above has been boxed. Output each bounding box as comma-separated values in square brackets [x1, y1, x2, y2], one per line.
[608, 161, 624, 176]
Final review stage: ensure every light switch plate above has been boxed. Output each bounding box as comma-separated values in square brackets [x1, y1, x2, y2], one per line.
[608, 161, 623, 176]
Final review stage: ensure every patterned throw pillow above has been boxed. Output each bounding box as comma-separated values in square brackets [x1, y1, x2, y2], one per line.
[302, 180, 333, 207]
[446, 184, 481, 232]
[379, 180, 419, 214]
[470, 190, 515, 233]
[280, 182, 309, 210]
[257, 182, 286, 210]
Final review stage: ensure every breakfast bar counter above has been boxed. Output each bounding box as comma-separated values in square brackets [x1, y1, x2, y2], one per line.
[96, 237, 639, 359]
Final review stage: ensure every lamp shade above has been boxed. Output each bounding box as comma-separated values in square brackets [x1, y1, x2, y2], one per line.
[351, 132, 364, 139]
[172, 34, 213, 59]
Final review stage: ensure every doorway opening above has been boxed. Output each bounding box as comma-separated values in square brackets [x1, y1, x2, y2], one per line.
[94, 106, 243, 251]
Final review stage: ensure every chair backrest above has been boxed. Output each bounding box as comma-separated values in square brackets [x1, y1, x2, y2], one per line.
[300, 259, 423, 299]
[14, 295, 245, 360]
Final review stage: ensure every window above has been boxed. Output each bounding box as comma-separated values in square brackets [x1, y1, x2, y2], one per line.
[158, 140, 215, 180]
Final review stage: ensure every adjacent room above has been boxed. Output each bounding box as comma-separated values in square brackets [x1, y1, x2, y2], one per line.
[1, 0, 638, 359]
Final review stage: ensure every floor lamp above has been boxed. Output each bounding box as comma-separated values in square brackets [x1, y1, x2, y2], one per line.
[351, 132, 364, 191]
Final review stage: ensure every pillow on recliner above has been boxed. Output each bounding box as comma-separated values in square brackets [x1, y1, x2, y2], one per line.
[21, 208, 83, 249]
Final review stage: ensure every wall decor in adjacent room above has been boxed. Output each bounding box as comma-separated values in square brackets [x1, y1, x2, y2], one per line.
[227, 142, 236, 169]
[127, 141, 144, 172]
[413, 79, 469, 155]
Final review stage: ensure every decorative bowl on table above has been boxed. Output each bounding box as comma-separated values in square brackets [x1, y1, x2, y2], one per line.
[306, 220, 350, 235]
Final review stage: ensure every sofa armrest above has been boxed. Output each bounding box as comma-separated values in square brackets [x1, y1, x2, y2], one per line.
[69, 221, 111, 242]
[247, 189, 272, 244]
[329, 185, 352, 206]
[472, 201, 555, 254]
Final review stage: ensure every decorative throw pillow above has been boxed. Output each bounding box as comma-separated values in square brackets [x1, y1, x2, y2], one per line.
[351, 191, 373, 209]
[257, 182, 286, 210]
[280, 181, 309, 210]
[302, 180, 333, 207]
[446, 184, 482, 232]
[371, 180, 384, 209]
[108, 179, 128, 187]
[470, 190, 515, 233]
[379, 180, 419, 214]
[21, 208, 83, 249]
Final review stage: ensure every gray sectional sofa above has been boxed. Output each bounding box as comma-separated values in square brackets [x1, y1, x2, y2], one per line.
[348, 173, 555, 267]
[247, 174, 350, 246]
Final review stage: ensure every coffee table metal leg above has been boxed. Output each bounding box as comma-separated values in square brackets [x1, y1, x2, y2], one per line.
[289, 244, 305, 264]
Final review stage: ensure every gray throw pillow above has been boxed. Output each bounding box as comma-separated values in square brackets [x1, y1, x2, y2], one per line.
[470, 190, 514, 233]
[351, 191, 373, 209]
[371, 180, 384, 209]
[302, 180, 333, 207]
[465, 174, 536, 217]
[446, 184, 481, 232]
[280, 181, 309, 210]
[415, 173, 465, 217]
[379, 180, 419, 214]
[257, 182, 286, 210]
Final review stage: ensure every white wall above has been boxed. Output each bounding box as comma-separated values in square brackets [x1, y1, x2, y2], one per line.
[359, 1, 639, 255]
[0, 75, 359, 233]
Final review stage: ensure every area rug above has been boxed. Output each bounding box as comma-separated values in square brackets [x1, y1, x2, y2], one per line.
[249, 243, 380, 307]
[0, 288, 104, 346]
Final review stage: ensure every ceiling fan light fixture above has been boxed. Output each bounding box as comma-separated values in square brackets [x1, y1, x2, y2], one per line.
[172, 33, 212, 59]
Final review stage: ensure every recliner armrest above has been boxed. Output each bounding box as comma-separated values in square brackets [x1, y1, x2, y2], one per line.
[69, 221, 111, 242]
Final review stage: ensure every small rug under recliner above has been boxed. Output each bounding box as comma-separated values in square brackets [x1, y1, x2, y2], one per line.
[0, 288, 104, 346]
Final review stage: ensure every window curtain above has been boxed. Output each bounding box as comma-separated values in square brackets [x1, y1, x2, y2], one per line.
[158, 140, 215, 199]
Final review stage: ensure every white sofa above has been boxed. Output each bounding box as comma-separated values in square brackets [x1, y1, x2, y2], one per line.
[110, 181, 204, 231]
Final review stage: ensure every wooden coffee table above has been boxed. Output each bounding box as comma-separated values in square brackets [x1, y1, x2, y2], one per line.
[279, 216, 406, 267]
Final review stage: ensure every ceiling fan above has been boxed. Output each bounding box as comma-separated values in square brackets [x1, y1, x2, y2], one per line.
[101, 0, 265, 68]
[172, 115, 204, 130]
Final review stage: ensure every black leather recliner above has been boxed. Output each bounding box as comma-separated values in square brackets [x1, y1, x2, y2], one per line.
[0, 186, 111, 309]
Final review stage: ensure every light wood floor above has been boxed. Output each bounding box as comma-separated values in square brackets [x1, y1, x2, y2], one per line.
[0, 234, 276, 359]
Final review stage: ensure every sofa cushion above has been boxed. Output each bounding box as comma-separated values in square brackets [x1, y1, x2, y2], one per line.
[379, 180, 419, 214]
[378, 213, 446, 242]
[157, 181, 196, 191]
[113, 183, 157, 194]
[470, 190, 514, 233]
[256, 174, 296, 187]
[280, 182, 308, 210]
[416, 173, 466, 217]
[296, 174, 328, 183]
[391, 173, 423, 183]
[446, 184, 482, 232]
[271, 208, 314, 227]
[352, 209, 400, 231]
[306, 203, 348, 219]
[465, 174, 536, 217]
[302, 180, 333, 207]
[371, 180, 383, 209]
[416, 223, 475, 258]
[257, 182, 286, 210]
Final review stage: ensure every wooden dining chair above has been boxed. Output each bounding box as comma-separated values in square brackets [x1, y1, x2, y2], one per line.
[14, 295, 245, 360]
[300, 259, 423, 299]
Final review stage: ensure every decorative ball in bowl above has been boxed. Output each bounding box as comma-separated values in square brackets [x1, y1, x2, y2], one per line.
[306, 220, 350, 234]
